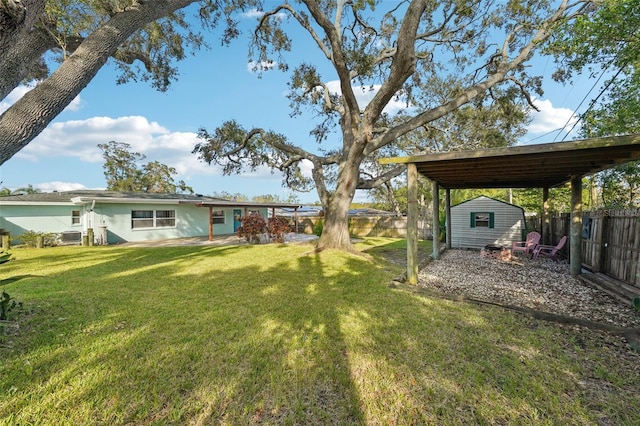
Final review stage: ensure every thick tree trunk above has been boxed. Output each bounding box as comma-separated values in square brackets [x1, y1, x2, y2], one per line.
[316, 154, 361, 252]
[317, 189, 354, 251]
[0, 0, 50, 100]
[0, 0, 197, 165]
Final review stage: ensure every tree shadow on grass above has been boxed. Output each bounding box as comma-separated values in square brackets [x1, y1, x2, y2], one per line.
[0, 243, 637, 424]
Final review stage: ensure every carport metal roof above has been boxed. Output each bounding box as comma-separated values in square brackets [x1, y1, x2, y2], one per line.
[380, 134, 640, 189]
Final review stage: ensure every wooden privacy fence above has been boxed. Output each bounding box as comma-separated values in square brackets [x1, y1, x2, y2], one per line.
[580, 209, 640, 288]
[539, 210, 639, 289]
[295, 216, 433, 239]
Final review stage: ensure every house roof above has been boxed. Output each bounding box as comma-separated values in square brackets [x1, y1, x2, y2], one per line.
[0, 190, 218, 204]
[0, 190, 301, 209]
[380, 134, 640, 189]
[451, 195, 524, 212]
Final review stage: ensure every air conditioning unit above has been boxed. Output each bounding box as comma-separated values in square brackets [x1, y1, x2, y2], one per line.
[59, 231, 82, 245]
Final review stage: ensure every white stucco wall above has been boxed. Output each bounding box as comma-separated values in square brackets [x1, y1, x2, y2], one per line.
[1, 200, 268, 244]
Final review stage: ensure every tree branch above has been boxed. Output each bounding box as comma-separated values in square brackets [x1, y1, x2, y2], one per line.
[365, 0, 594, 156]
[0, 0, 200, 165]
[357, 165, 405, 189]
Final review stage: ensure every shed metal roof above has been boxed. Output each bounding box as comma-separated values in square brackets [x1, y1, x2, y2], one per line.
[380, 134, 640, 189]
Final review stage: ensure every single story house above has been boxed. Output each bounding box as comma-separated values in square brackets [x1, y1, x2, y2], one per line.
[450, 196, 526, 249]
[0, 190, 301, 245]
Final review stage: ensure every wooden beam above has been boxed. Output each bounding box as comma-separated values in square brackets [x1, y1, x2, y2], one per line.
[432, 181, 440, 260]
[208, 206, 213, 241]
[407, 163, 419, 285]
[379, 134, 640, 165]
[570, 175, 583, 276]
[445, 188, 452, 249]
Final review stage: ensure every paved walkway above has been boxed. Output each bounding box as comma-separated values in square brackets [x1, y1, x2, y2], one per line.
[118, 233, 318, 248]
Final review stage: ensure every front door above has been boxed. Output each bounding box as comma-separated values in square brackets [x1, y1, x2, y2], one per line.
[233, 209, 242, 232]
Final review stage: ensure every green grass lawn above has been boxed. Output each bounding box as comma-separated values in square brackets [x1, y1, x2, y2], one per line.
[0, 238, 638, 424]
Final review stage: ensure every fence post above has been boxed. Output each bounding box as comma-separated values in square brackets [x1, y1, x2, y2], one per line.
[570, 175, 582, 277]
[594, 211, 608, 273]
[445, 189, 452, 249]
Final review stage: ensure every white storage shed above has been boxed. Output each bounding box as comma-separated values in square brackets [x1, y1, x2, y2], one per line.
[450, 196, 525, 249]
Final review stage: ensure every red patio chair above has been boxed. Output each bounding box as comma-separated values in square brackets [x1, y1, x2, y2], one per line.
[511, 231, 541, 257]
[532, 236, 567, 262]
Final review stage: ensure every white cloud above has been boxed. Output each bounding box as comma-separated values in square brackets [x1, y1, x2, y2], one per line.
[299, 159, 313, 179]
[325, 80, 409, 115]
[243, 8, 265, 19]
[65, 95, 83, 112]
[0, 84, 82, 114]
[36, 181, 99, 192]
[15, 115, 221, 178]
[247, 60, 277, 73]
[526, 98, 579, 138]
[242, 8, 286, 21]
[0, 85, 33, 115]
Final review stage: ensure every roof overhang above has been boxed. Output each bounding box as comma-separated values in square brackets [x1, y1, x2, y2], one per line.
[196, 201, 302, 209]
[380, 134, 640, 189]
[70, 196, 186, 205]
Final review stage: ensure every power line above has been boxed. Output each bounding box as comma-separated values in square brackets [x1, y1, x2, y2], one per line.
[560, 61, 629, 141]
[553, 60, 614, 142]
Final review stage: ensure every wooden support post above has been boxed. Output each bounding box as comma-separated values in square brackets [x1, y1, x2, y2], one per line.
[208, 207, 213, 241]
[542, 187, 550, 245]
[570, 175, 583, 276]
[445, 188, 452, 249]
[294, 208, 299, 233]
[596, 212, 608, 273]
[432, 181, 440, 260]
[407, 163, 419, 285]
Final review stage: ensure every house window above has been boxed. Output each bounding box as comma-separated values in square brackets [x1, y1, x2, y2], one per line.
[131, 210, 176, 229]
[71, 210, 80, 225]
[471, 212, 494, 228]
[212, 210, 225, 224]
[155, 210, 176, 227]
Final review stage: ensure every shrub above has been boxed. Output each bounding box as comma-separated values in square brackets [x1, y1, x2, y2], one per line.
[268, 217, 291, 243]
[237, 214, 267, 244]
[313, 219, 324, 237]
[0, 290, 18, 321]
[19, 231, 59, 248]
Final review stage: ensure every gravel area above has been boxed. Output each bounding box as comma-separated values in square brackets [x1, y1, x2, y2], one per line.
[418, 250, 640, 329]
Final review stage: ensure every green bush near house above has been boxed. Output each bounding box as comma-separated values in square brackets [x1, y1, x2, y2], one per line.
[16, 230, 59, 248]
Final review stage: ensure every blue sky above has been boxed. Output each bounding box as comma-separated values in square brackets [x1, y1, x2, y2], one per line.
[0, 6, 587, 204]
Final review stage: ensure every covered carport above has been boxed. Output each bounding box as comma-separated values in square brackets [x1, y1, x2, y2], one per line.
[380, 134, 640, 284]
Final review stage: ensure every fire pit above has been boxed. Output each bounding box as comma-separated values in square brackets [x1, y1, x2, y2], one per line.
[480, 244, 511, 261]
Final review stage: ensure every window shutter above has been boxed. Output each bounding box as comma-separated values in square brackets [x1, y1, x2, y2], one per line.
[489, 212, 495, 228]
[470, 212, 476, 228]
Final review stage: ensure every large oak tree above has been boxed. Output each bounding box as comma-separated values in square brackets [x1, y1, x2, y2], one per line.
[0, 0, 247, 164]
[193, 0, 595, 252]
